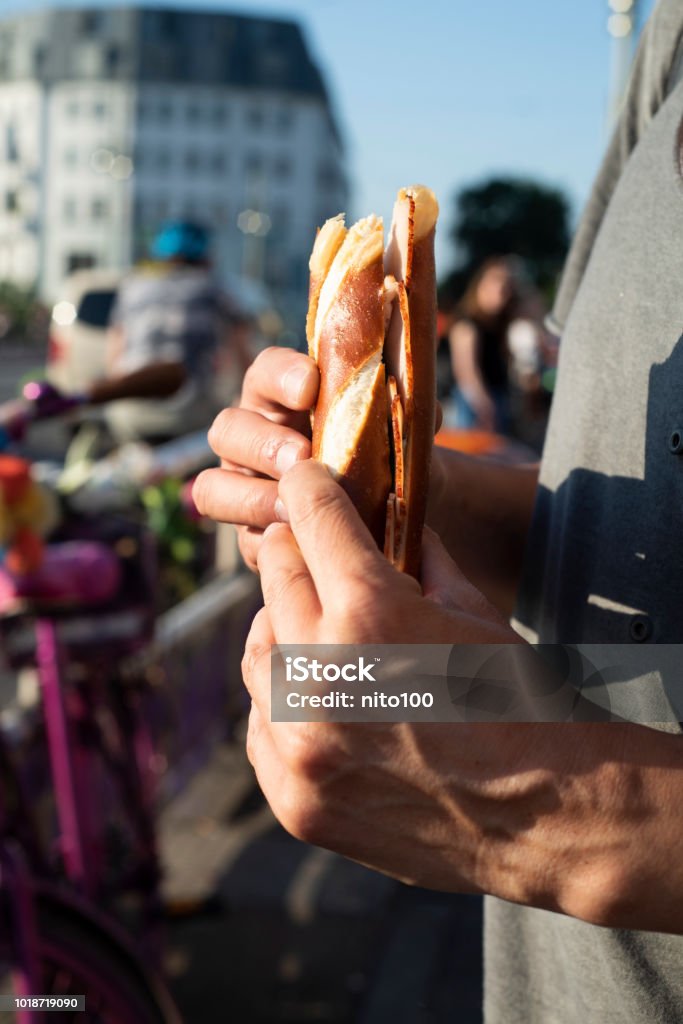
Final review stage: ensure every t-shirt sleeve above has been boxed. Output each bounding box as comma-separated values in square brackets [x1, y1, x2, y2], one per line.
[549, 0, 683, 337]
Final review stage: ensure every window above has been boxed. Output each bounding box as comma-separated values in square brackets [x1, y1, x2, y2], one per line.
[63, 197, 77, 222]
[66, 99, 79, 118]
[273, 155, 291, 180]
[5, 190, 18, 213]
[271, 204, 290, 240]
[105, 45, 120, 75]
[212, 104, 228, 127]
[212, 201, 228, 223]
[33, 46, 46, 75]
[211, 152, 227, 175]
[186, 102, 201, 124]
[275, 107, 294, 134]
[245, 151, 263, 175]
[80, 12, 103, 36]
[93, 101, 107, 119]
[158, 100, 172, 122]
[157, 149, 171, 171]
[66, 253, 96, 274]
[91, 197, 108, 220]
[64, 148, 78, 169]
[317, 163, 338, 189]
[185, 150, 200, 173]
[246, 106, 264, 130]
[156, 11, 178, 37]
[77, 289, 116, 327]
[6, 123, 18, 163]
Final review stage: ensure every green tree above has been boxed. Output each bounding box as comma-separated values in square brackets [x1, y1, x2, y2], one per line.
[0, 281, 48, 346]
[444, 176, 571, 299]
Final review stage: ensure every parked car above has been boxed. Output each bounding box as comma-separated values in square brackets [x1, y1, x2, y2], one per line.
[46, 269, 121, 393]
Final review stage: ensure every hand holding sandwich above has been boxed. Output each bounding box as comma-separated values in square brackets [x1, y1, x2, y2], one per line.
[194, 184, 683, 936]
[242, 458, 683, 934]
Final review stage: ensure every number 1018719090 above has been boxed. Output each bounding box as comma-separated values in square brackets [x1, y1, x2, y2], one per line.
[3, 995, 84, 1011]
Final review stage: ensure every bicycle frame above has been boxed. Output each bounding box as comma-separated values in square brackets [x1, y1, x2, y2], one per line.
[35, 618, 101, 897]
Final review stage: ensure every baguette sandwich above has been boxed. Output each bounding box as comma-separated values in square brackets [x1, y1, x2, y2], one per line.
[306, 185, 439, 578]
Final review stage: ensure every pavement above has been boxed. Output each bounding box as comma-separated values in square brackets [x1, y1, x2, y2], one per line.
[160, 735, 484, 1024]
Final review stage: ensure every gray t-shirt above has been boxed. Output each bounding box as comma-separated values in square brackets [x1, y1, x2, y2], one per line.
[486, 1, 683, 1021]
[111, 266, 234, 379]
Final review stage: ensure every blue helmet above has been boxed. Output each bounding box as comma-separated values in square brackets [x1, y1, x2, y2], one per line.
[150, 221, 210, 263]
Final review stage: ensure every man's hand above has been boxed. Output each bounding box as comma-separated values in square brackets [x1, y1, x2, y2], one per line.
[243, 460, 526, 892]
[250, 459, 513, 645]
[193, 347, 319, 570]
[243, 460, 683, 935]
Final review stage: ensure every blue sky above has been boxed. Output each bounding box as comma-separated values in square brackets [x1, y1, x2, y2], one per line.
[2, 0, 658, 271]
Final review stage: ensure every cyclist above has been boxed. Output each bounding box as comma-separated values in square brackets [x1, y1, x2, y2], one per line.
[89, 221, 254, 443]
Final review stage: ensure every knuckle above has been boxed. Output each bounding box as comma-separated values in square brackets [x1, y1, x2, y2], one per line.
[260, 562, 307, 609]
[245, 427, 280, 475]
[254, 344, 281, 368]
[238, 527, 262, 571]
[245, 707, 262, 766]
[191, 469, 216, 515]
[330, 577, 385, 632]
[277, 783, 327, 845]
[207, 407, 238, 454]
[245, 482, 275, 524]
[245, 346, 280, 391]
[241, 638, 269, 685]
[282, 725, 342, 782]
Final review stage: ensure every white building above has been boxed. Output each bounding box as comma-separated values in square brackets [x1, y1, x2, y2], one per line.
[0, 6, 349, 326]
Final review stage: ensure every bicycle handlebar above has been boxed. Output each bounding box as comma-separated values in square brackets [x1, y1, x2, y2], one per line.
[0, 383, 87, 451]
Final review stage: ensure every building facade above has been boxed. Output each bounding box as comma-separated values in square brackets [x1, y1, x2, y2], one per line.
[0, 6, 349, 326]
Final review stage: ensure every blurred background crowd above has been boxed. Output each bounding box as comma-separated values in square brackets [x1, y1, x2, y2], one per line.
[0, 1, 651, 1022]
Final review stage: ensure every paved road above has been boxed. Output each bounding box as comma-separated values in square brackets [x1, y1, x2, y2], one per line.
[160, 737, 484, 1024]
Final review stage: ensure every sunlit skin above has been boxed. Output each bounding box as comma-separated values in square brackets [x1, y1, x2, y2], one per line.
[475, 261, 514, 317]
[194, 346, 683, 935]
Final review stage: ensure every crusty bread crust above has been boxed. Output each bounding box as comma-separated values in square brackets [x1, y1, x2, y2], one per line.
[307, 214, 347, 360]
[385, 187, 438, 578]
[311, 219, 391, 548]
[307, 188, 438, 569]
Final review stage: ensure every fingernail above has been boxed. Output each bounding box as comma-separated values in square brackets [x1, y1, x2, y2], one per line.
[274, 497, 289, 523]
[283, 365, 310, 405]
[263, 521, 286, 537]
[275, 442, 301, 475]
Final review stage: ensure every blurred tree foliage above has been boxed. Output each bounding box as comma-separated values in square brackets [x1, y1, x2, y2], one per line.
[0, 281, 49, 346]
[439, 176, 571, 310]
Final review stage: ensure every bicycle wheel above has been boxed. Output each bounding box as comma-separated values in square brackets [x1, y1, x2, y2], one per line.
[2, 887, 181, 1024]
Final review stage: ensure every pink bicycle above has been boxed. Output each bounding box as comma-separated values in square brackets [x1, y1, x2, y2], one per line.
[0, 384, 181, 1022]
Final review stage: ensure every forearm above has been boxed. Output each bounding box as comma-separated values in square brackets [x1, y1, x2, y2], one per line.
[88, 362, 186, 404]
[471, 722, 683, 934]
[427, 447, 539, 614]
